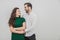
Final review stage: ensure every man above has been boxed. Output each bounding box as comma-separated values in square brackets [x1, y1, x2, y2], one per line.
[23, 2, 37, 40]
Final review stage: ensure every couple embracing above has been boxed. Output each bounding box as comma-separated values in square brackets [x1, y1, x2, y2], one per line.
[8, 2, 37, 40]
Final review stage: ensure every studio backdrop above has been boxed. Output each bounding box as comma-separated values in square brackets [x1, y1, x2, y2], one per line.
[0, 0, 60, 40]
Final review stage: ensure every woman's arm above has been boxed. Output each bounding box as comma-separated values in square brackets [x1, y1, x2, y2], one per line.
[9, 25, 25, 34]
[14, 22, 26, 31]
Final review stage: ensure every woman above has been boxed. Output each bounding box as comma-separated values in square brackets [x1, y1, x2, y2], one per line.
[8, 7, 26, 40]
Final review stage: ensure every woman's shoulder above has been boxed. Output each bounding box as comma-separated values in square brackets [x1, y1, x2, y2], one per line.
[21, 17, 26, 22]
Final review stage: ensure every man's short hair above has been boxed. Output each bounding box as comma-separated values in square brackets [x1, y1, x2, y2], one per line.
[24, 2, 32, 9]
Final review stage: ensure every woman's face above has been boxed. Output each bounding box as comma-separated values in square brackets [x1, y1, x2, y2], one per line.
[16, 9, 20, 16]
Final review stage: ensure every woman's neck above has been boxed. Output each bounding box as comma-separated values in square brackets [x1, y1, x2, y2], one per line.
[16, 15, 19, 17]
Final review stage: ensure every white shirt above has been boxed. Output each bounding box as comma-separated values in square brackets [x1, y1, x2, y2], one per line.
[23, 11, 37, 37]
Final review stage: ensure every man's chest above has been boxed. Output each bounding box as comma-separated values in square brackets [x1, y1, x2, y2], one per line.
[25, 15, 33, 22]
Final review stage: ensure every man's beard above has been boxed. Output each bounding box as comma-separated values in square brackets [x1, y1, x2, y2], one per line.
[26, 11, 29, 13]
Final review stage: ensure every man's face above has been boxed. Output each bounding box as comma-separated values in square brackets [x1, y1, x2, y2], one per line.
[24, 5, 29, 13]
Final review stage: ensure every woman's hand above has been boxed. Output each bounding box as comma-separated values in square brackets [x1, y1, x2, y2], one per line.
[14, 27, 25, 31]
[15, 30, 25, 34]
[9, 25, 25, 34]
[9, 22, 26, 34]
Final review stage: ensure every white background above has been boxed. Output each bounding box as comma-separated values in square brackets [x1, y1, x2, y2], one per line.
[0, 0, 60, 40]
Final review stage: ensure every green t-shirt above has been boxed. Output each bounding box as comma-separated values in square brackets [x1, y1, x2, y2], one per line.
[12, 17, 26, 40]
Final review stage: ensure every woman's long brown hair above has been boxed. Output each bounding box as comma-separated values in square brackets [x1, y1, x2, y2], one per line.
[8, 7, 19, 27]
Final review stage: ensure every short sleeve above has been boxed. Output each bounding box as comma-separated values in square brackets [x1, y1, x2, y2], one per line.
[22, 17, 26, 23]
